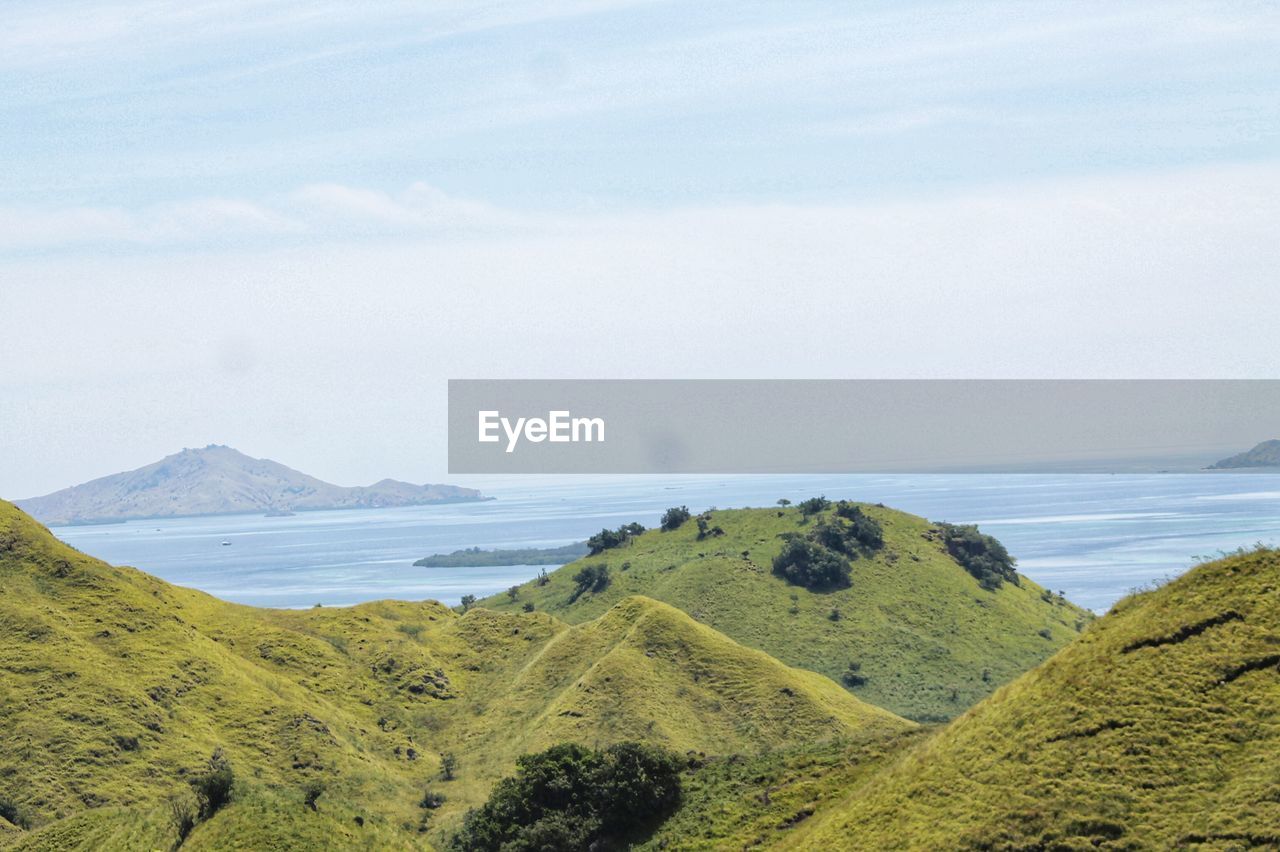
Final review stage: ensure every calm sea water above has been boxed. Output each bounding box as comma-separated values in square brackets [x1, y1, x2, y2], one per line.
[49, 474, 1280, 612]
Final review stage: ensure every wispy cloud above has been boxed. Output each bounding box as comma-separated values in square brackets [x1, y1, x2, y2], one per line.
[0, 182, 533, 250]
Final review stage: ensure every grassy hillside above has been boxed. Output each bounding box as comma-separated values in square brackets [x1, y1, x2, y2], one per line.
[792, 546, 1280, 850]
[478, 503, 1090, 721]
[0, 500, 906, 850]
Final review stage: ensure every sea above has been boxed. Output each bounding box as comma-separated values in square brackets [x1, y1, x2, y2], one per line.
[48, 473, 1280, 613]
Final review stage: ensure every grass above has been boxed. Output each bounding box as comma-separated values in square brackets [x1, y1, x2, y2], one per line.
[790, 546, 1280, 850]
[0, 500, 908, 850]
[478, 503, 1091, 721]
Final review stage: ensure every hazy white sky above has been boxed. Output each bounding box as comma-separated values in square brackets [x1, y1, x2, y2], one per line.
[2, 1, 1278, 497]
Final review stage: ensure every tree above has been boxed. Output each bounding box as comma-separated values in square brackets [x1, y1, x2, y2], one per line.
[587, 522, 645, 555]
[507, 585, 520, 601]
[460, 594, 477, 612]
[936, 523, 1018, 590]
[450, 742, 684, 852]
[797, 496, 831, 518]
[777, 498, 791, 508]
[569, 564, 610, 603]
[660, 506, 691, 531]
[440, 752, 458, 781]
[834, 502, 885, 550]
[771, 538, 851, 590]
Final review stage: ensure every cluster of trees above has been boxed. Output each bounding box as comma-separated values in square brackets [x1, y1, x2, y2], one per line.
[569, 564, 611, 603]
[587, 522, 646, 555]
[772, 537, 851, 590]
[695, 515, 725, 541]
[451, 742, 684, 852]
[937, 522, 1018, 590]
[771, 500, 886, 591]
[660, 506, 691, 531]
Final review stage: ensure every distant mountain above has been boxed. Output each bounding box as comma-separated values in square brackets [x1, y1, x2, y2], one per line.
[1207, 438, 1280, 469]
[15, 444, 487, 525]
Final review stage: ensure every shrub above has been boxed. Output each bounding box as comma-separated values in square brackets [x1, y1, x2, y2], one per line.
[833, 502, 885, 550]
[587, 523, 645, 555]
[569, 564, 610, 603]
[190, 749, 234, 821]
[937, 523, 1018, 590]
[797, 496, 831, 518]
[660, 506, 691, 531]
[771, 538, 851, 590]
[537, 568, 550, 586]
[302, 779, 325, 811]
[0, 795, 29, 830]
[523, 602, 535, 613]
[440, 752, 458, 781]
[420, 789, 447, 809]
[450, 742, 684, 851]
[507, 586, 520, 601]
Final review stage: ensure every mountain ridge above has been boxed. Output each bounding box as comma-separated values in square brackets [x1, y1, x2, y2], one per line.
[0, 499, 906, 849]
[1208, 438, 1280, 469]
[15, 445, 487, 525]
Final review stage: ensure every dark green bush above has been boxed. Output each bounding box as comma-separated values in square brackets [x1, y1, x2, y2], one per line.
[833, 502, 885, 550]
[190, 749, 234, 821]
[0, 794, 29, 829]
[588, 523, 645, 555]
[569, 564, 610, 603]
[450, 742, 684, 852]
[660, 506, 691, 531]
[796, 496, 831, 518]
[937, 523, 1018, 590]
[771, 538, 851, 590]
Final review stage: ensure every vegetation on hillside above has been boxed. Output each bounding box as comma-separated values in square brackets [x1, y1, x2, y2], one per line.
[934, 522, 1018, 590]
[414, 542, 588, 568]
[792, 546, 1280, 850]
[480, 501, 1089, 721]
[451, 743, 684, 851]
[0, 500, 905, 850]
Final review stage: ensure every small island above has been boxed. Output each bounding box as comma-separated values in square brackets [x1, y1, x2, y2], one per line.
[1208, 439, 1280, 469]
[414, 541, 589, 568]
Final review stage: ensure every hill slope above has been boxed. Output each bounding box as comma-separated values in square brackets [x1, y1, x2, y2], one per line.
[479, 503, 1090, 721]
[15, 445, 485, 524]
[1209, 438, 1280, 469]
[0, 501, 906, 850]
[793, 546, 1280, 850]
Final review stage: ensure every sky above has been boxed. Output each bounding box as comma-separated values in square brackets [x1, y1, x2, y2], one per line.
[2, 0, 1279, 497]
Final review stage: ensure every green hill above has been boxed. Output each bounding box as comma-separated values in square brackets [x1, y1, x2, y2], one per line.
[478, 503, 1090, 721]
[0, 501, 906, 850]
[792, 546, 1280, 850]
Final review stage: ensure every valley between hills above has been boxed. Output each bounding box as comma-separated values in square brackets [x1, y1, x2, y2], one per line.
[1, 496, 1276, 850]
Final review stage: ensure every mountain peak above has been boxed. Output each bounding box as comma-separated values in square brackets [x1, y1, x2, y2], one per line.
[15, 448, 485, 524]
[1208, 438, 1280, 469]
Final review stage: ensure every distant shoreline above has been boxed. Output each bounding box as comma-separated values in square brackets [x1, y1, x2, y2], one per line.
[45, 495, 496, 528]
